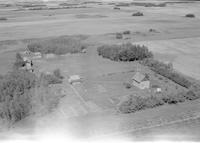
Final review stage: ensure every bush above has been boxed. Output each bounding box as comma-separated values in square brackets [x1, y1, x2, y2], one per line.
[185, 14, 195, 18]
[123, 82, 132, 89]
[113, 7, 120, 10]
[27, 37, 87, 55]
[41, 73, 62, 85]
[132, 12, 143, 16]
[53, 69, 64, 79]
[123, 30, 131, 35]
[115, 3, 130, 7]
[144, 95, 164, 108]
[98, 43, 153, 62]
[183, 90, 199, 100]
[116, 33, 123, 39]
[119, 95, 146, 113]
[149, 29, 158, 33]
[162, 94, 179, 104]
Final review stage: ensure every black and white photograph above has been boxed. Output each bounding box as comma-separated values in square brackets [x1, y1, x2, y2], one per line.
[0, 0, 200, 142]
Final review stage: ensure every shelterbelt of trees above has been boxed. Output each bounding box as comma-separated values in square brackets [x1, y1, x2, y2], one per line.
[0, 54, 64, 126]
[27, 36, 87, 55]
[97, 43, 200, 114]
[97, 43, 153, 61]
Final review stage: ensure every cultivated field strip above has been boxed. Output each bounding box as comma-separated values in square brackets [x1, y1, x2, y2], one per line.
[88, 109, 200, 140]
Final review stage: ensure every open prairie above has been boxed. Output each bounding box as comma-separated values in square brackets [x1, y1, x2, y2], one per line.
[1, 0, 200, 141]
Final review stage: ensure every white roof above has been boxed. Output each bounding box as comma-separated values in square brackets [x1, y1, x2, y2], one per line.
[69, 75, 81, 80]
[132, 72, 146, 83]
[34, 52, 41, 55]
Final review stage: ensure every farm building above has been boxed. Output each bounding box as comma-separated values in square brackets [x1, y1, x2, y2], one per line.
[21, 50, 31, 55]
[20, 51, 42, 60]
[68, 75, 82, 84]
[32, 52, 42, 59]
[22, 56, 31, 63]
[132, 72, 150, 89]
[45, 53, 56, 59]
[152, 85, 162, 93]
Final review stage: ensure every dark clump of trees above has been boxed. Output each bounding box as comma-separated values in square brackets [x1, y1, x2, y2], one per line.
[97, 43, 153, 62]
[113, 7, 120, 10]
[185, 13, 195, 18]
[0, 70, 36, 123]
[119, 88, 200, 114]
[40, 69, 64, 85]
[132, 12, 144, 16]
[123, 30, 131, 35]
[119, 95, 164, 113]
[116, 33, 123, 39]
[140, 59, 192, 88]
[131, 2, 166, 7]
[53, 69, 64, 80]
[0, 17, 7, 21]
[0, 55, 64, 125]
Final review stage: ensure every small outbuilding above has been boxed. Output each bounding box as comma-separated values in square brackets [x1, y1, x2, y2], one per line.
[32, 52, 42, 59]
[45, 53, 55, 59]
[132, 72, 150, 89]
[68, 75, 82, 84]
[152, 85, 162, 93]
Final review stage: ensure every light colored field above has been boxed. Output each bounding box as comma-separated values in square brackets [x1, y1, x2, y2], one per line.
[0, 2, 200, 41]
[134, 37, 200, 80]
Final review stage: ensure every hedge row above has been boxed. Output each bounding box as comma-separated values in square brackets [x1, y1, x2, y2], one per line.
[141, 59, 192, 88]
[119, 89, 199, 114]
[27, 37, 86, 55]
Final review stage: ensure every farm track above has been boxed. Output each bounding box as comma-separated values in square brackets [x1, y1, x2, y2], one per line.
[60, 79, 116, 117]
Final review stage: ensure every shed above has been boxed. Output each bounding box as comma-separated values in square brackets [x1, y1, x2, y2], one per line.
[152, 85, 162, 93]
[22, 57, 31, 63]
[132, 72, 150, 89]
[68, 75, 82, 84]
[45, 53, 55, 59]
[32, 52, 42, 59]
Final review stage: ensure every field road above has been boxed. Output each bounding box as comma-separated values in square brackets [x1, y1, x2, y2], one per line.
[69, 84, 89, 110]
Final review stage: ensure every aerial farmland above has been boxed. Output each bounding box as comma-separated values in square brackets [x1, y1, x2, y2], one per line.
[0, 0, 200, 142]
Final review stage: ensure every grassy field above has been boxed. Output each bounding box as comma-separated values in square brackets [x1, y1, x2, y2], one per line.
[0, 0, 200, 141]
[135, 37, 200, 80]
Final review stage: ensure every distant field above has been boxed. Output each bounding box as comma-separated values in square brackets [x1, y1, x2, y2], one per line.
[0, 2, 200, 41]
[134, 37, 200, 80]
